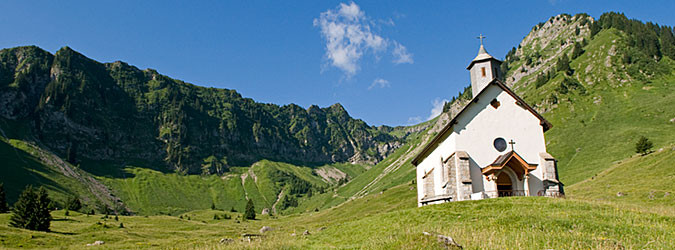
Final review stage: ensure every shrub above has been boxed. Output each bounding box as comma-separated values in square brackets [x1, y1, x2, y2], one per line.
[9, 186, 52, 231]
[635, 136, 654, 155]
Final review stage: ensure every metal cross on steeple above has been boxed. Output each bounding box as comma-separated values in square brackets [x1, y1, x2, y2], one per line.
[477, 34, 486, 45]
[508, 139, 516, 151]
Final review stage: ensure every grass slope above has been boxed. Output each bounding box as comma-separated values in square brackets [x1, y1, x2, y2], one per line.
[1, 183, 673, 249]
[567, 145, 675, 215]
[515, 29, 675, 185]
[0, 137, 106, 210]
[98, 160, 365, 215]
[101, 167, 247, 215]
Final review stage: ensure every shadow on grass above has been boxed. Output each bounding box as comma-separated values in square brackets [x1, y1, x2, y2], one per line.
[0, 140, 68, 203]
[49, 230, 76, 235]
[52, 218, 79, 222]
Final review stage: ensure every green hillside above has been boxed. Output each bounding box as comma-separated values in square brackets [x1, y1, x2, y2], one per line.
[567, 145, 675, 215]
[499, 13, 675, 185]
[0, 135, 124, 212]
[0, 45, 408, 176]
[1, 179, 673, 249]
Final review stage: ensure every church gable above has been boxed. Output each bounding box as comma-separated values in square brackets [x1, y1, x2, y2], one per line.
[412, 79, 551, 166]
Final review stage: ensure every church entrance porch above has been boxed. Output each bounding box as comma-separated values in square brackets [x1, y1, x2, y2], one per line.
[491, 170, 526, 197]
[482, 151, 537, 198]
[496, 172, 513, 197]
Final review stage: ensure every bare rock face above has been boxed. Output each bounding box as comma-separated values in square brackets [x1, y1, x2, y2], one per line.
[259, 226, 273, 234]
[261, 208, 270, 215]
[508, 14, 594, 88]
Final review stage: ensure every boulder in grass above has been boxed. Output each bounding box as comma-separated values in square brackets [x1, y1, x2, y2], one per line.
[259, 226, 273, 234]
[86, 241, 105, 246]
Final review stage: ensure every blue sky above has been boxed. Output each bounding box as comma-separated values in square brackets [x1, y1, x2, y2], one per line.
[1, 1, 673, 126]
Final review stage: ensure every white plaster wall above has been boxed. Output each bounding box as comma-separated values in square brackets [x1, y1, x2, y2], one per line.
[452, 84, 548, 195]
[470, 61, 496, 98]
[416, 133, 456, 206]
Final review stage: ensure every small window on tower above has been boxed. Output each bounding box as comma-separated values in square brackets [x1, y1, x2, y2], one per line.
[490, 99, 500, 109]
[481, 67, 486, 77]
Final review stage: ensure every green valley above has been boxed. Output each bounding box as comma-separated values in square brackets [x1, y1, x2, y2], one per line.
[0, 11, 674, 249]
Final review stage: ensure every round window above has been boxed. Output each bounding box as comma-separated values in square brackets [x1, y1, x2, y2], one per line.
[493, 138, 507, 152]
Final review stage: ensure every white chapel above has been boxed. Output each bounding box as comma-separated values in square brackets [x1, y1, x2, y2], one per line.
[413, 40, 564, 207]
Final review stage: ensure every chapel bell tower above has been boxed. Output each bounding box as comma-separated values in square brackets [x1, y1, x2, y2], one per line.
[467, 34, 502, 98]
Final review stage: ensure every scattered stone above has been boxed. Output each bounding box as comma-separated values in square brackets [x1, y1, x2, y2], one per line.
[241, 233, 261, 237]
[665, 192, 670, 198]
[616, 192, 626, 197]
[86, 241, 105, 246]
[302, 230, 310, 235]
[409, 186, 415, 190]
[291, 232, 297, 237]
[318, 226, 327, 231]
[670, 117, 675, 123]
[259, 226, 273, 234]
[219, 238, 234, 244]
[261, 208, 270, 215]
[648, 191, 656, 200]
[241, 233, 262, 243]
[423, 232, 462, 249]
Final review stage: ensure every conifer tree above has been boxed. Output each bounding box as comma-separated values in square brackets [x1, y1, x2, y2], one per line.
[9, 185, 37, 229]
[244, 199, 255, 220]
[9, 186, 52, 231]
[635, 136, 654, 155]
[35, 187, 52, 231]
[0, 183, 8, 213]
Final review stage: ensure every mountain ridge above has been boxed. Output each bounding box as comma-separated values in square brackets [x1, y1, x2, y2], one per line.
[0, 45, 415, 174]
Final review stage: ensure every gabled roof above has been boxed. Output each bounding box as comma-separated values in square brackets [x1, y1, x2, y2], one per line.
[482, 150, 538, 179]
[411, 79, 552, 166]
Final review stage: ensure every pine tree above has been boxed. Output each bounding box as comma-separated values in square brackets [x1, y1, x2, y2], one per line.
[571, 42, 584, 59]
[9, 186, 52, 231]
[244, 199, 255, 220]
[0, 183, 8, 213]
[635, 136, 654, 155]
[9, 185, 37, 230]
[35, 187, 52, 231]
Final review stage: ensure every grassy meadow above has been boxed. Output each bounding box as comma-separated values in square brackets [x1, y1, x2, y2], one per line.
[1, 146, 674, 249]
[1, 183, 674, 249]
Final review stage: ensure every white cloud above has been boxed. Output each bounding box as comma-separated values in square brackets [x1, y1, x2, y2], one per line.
[428, 98, 449, 120]
[314, 2, 413, 77]
[407, 116, 423, 125]
[392, 41, 413, 64]
[368, 78, 390, 90]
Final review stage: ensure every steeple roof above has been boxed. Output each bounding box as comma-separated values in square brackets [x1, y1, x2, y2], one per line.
[466, 44, 502, 69]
